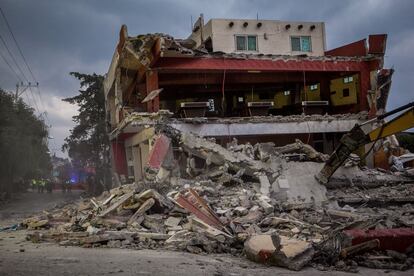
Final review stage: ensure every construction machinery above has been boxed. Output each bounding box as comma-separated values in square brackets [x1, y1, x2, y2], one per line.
[316, 101, 414, 184]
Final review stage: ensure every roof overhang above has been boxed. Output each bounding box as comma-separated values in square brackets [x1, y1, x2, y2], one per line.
[154, 56, 371, 72]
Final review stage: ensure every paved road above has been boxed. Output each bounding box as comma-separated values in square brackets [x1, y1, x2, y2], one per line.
[0, 190, 82, 227]
[0, 191, 411, 275]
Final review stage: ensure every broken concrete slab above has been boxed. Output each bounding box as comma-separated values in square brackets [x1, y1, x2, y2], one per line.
[134, 189, 173, 210]
[256, 195, 274, 215]
[98, 191, 135, 217]
[273, 161, 327, 205]
[164, 216, 182, 228]
[128, 198, 155, 224]
[244, 234, 314, 271]
[258, 175, 270, 196]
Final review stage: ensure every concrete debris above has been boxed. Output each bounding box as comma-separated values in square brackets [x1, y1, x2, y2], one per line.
[273, 139, 329, 162]
[244, 234, 315, 271]
[19, 127, 414, 272]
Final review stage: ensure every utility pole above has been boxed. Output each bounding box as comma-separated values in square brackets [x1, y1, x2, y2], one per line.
[15, 81, 38, 101]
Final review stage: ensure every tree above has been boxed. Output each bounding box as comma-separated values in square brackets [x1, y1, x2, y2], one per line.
[397, 132, 414, 153]
[0, 88, 51, 194]
[62, 72, 111, 193]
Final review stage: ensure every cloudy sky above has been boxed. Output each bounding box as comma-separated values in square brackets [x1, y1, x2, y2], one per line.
[1, 0, 413, 157]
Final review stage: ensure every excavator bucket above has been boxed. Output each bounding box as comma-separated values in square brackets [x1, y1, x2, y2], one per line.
[315, 125, 369, 184]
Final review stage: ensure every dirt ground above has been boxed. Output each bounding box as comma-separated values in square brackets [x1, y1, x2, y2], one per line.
[0, 191, 412, 276]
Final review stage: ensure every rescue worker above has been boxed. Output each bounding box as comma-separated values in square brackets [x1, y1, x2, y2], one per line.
[66, 179, 72, 193]
[31, 179, 37, 192]
[39, 179, 45, 193]
[37, 179, 42, 193]
[46, 179, 53, 193]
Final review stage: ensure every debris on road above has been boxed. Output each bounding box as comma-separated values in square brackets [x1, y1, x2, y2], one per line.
[18, 129, 414, 271]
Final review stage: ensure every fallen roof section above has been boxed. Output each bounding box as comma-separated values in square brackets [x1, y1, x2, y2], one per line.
[110, 111, 368, 140]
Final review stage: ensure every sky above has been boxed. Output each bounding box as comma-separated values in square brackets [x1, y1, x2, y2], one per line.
[0, 0, 413, 157]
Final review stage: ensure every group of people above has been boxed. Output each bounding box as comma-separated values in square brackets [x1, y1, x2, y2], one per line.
[62, 179, 72, 193]
[31, 179, 53, 193]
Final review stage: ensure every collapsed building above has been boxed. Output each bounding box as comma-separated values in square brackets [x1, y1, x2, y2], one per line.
[16, 17, 414, 272]
[103, 16, 394, 183]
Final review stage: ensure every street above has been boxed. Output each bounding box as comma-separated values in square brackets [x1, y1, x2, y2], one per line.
[0, 191, 411, 276]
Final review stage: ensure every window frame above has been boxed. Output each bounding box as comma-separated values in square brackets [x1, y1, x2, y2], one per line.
[235, 35, 258, 52]
[290, 36, 312, 52]
[309, 84, 318, 91]
[343, 76, 354, 84]
[284, 90, 291, 96]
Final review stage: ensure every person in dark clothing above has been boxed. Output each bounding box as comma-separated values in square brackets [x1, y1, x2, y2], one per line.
[46, 179, 53, 193]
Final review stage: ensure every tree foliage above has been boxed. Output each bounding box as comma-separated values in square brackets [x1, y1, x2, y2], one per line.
[0, 88, 51, 193]
[62, 72, 110, 189]
[397, 132, 414, 153]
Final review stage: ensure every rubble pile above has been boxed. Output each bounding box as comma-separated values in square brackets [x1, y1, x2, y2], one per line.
[22, 131, 414, 272]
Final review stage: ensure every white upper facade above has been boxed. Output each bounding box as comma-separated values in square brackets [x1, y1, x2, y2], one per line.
[189, 18, 326, 56]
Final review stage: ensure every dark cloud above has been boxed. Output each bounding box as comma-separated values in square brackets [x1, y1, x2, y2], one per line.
[0, 0, 413, 157]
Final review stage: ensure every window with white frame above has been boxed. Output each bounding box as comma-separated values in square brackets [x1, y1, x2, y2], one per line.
[236, 35, 257, 51]
[291, 36, 311, 52]
[343, 76, 354, 83]
[284, 90, 291, 96]
[310, 84, 318, 91]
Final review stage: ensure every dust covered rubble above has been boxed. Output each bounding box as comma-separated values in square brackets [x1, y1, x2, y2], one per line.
[20, 131, 414, 272]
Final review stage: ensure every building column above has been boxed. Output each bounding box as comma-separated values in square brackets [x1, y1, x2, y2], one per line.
[319, 76, 330, 102]
[132, 146, 143, 181]
[359, 66, 371, 114]
[145, 70, 159, 112]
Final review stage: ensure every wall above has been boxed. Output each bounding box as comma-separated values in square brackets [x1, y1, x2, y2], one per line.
[302, 84, 321, 102]
[197, 19, 326, 56]
[111, 141, 128, 177]
[239, 84, 320, 110]
[189, 20, 213, 48]
[330, 74, 359, 106]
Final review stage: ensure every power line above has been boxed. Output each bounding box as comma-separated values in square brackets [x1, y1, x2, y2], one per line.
[0, 48, 22, 82]
[0, 32, 29, 82]
[0, 7, 49, 119]
[0, 7, 42, 110]
[0, 7, 37, 82]
[0, 7, 57, 152]
[28, 87, 40, 113]
[0, 8, 45, 113]
[23, 91, 33, 107]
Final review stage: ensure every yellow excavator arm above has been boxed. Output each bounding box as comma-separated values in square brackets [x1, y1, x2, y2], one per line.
[316, 102, 414, 184]
[367, 107, 414, 141]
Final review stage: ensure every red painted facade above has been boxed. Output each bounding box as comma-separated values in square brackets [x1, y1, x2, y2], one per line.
[368, 34, 387, 54]
[147, 134, 171, 169]
[155, 57, 368, 72]
[325, 39, 367, 57]
[111, 140, 128, 176]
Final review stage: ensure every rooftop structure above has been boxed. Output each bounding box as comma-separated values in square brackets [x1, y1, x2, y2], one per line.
[188, 16, 326, 56]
